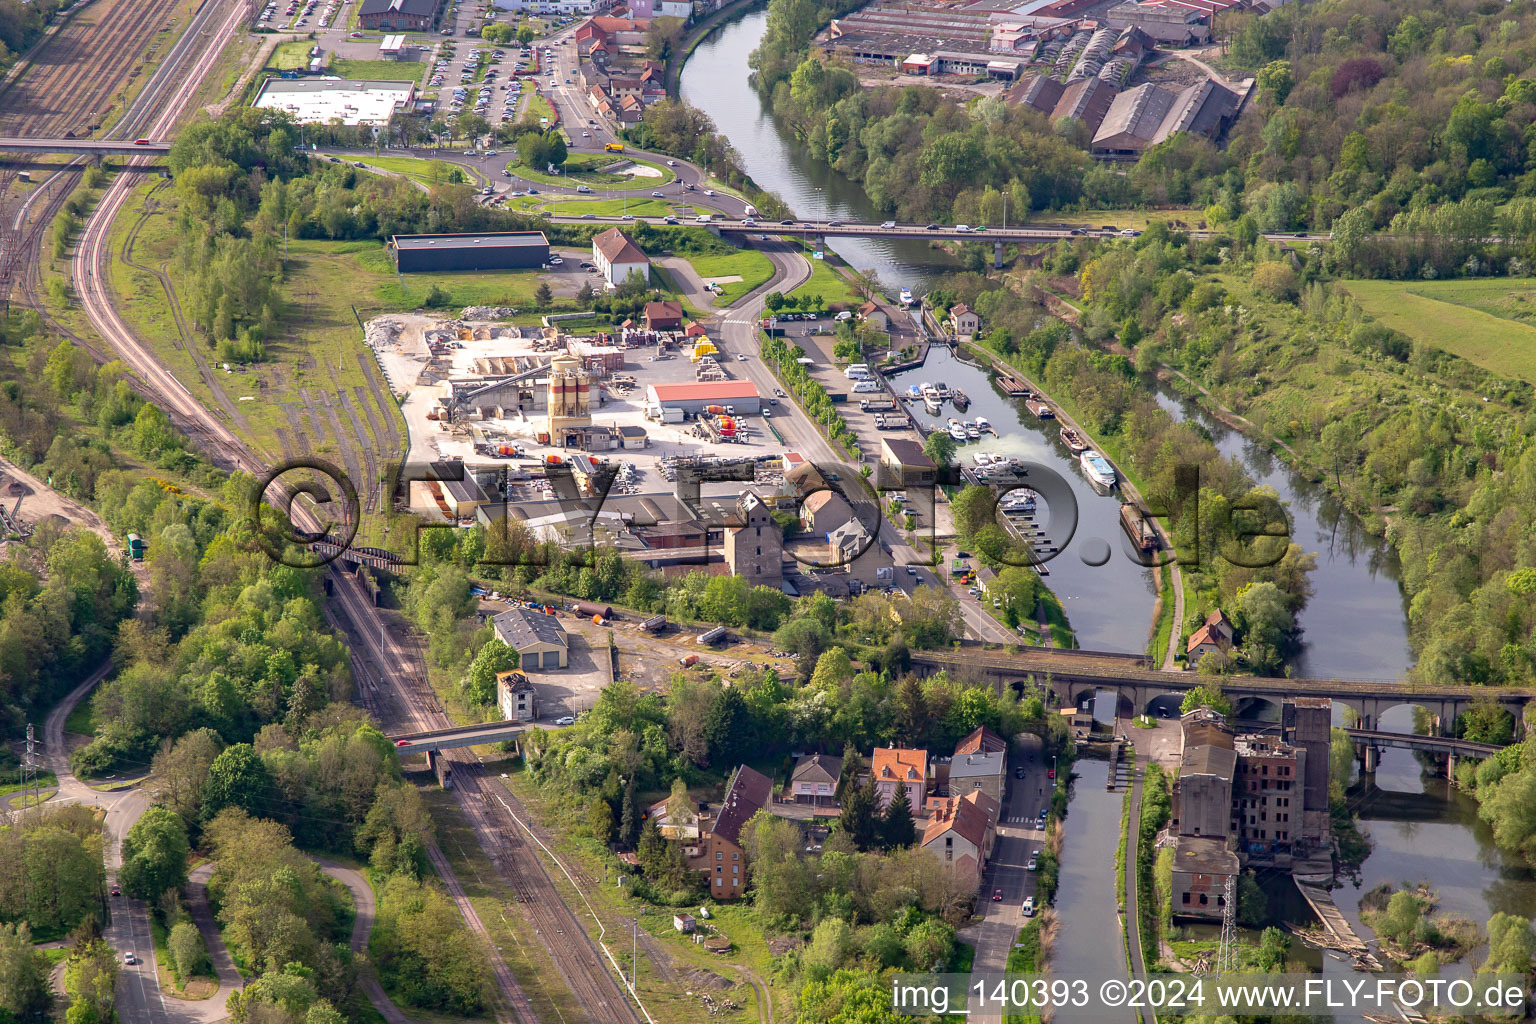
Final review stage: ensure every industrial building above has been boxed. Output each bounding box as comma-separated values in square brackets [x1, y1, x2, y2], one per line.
[390, 232, 551, 272]
[646, 380, 762, 417]
[1104, 0, 1217, 43]
[358, 0, 442, 31]
[251, 78, 417, 126]
[492, 607, 570, 669]
[1090, 78, 1242, 159]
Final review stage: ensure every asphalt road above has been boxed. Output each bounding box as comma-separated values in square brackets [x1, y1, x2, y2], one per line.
[967, 732, 1051, 1023]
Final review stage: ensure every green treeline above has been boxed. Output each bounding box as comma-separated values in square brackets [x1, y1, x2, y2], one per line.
[1058, 225, 1536, 687]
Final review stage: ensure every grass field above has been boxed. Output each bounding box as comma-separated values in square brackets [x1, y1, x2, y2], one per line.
[683, 249, 775, 304]
[787, 258, 860, 307]
[516, 151, 677, 190]
[330, 58, 424, 84]
[363, 155, 484, 186]
[1345, 278, 1536, 384]
[269, 40, 314, 70]
[534, 196, 679, 217]
[105, 182, 407, 469]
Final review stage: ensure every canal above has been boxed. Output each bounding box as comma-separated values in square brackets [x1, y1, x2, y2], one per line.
[675, 5, 1526, 987]
[680, 9, 961, 294]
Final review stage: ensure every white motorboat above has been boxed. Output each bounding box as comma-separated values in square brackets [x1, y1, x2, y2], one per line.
[974, 452, 993, 466]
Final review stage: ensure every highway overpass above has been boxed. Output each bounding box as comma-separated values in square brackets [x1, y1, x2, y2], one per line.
[0, 137, 172, 157]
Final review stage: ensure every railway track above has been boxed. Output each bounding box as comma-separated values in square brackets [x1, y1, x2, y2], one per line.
[332, 591, 646, 1024]
[0, 0, 194, 308]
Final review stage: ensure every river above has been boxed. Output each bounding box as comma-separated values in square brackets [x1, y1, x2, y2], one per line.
[680, 9, 961, 294]
[676, 4, 1522, 987]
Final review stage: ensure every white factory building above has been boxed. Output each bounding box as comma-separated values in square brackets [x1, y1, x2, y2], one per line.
[252, 78, 417, 126]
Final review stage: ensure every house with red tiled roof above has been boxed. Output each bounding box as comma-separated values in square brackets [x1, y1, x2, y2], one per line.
[920, 789, 1000, 888]
[955, 725, 1009, 757]
[1186, 609, 1234, 664]
[617, 93, 644, 123]
[871, 747, 928, 812]
[684, 765, 772, 898]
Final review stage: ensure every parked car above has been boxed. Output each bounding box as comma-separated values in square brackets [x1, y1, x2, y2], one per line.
[1014, 766, 1025, 779]
[992, 888, 1004, 902]
[555, 716, 576, 726]
[1022, 897, 1036, 917]
[1027, 853, 1039, 871]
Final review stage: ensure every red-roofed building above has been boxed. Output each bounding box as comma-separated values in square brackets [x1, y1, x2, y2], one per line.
[920, 790, 1000, 888]
[646, 380, 762, 415]
[591, 226, 649, 287]
[684, 765, 773, 898]
[871, 747, 928, 812]
[955, 725, 1009, 757]
[1187, 609, 1234, 665]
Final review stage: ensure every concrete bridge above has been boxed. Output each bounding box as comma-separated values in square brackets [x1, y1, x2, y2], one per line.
[0, 137, 172, 158]
[389, 720, 530, 753]
[1345, 727, 1501, 776]
[907, 648, 1534, 738]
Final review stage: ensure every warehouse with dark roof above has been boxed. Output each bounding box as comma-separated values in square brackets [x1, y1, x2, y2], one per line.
[390, 231, 550, 272]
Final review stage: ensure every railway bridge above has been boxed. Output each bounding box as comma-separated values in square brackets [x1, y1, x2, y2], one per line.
[907, 648, 1535, 738]
[0, 138, 172, 158]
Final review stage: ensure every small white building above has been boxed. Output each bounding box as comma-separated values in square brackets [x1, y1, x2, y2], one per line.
[497, 670, 537, 721]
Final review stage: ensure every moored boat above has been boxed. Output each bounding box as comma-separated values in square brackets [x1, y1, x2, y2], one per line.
[948, 421, 968, 442]
[900, 287, 914, 306]
[996, 374, 1031, 397]
[934, 381, 952, 399]
[1119, 502, 1158, 552]
[1059, 425, 1088, 453]
[1026, 399, 1055, 419]
[906, 384, 923, 400]
[1080, 450, 1116, 488]
[975, 416, 991, 433]
[974, 452, 993, 466]
[951, 388, 970, 410]
[967, 424, 981, 440]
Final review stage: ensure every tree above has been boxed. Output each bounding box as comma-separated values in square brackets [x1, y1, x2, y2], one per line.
[534, 281, 553, 305]
[150, 728, 222, 823]
[0, 923, 48, 1021]
[922, 430, 956, 468]
[463, 640, 518, 707]
[1381, 890, 1421, 946]
[1255, 60, 1292, 103]
[586, 798, 615, 844]
[1250, 261, 1297, 301]
[168, 921, 208, 980]
[201, 744, 273, 821]
[120, 806, 190, 903]
[1180, 684, 1231, 717]
[880, 781, 915, 850]
[838, 775, 880, 851]
[64, 939, 117, 1024]
[1484, 913, 1536, 975]
[1236, 870, 1268, 927]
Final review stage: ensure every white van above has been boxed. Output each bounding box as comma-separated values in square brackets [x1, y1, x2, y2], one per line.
[696, 214, 712, 223]
[955, 224, 972, 232]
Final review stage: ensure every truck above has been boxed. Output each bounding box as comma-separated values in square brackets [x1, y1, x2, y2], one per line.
[743, 204, 756, 216]
[605, 143, 625, 152]
[127, 534, 145, 561]
[696, 625, 727, 645]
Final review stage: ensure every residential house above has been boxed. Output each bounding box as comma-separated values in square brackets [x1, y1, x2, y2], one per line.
[955, 725, 1008, 757]
[644, 300, 683, 330]
[949, 750, 1007, 805]
[871, 747, 928, 811]
[800, 489, 854, 535]
[592, 227, 650, 287]
[491, 607, 569, 669]
[496, 670, 537, 722]
[645, 794, 700, 839]
[789, 753, 843, 807]
[685, 765, 772, 898]
[919, 789, 1000, 889]
[1186, 609, 1234, 665]
[617, 93, 645, 123]
[949, 303, 980, 337]
[856, 300, 888, 331]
